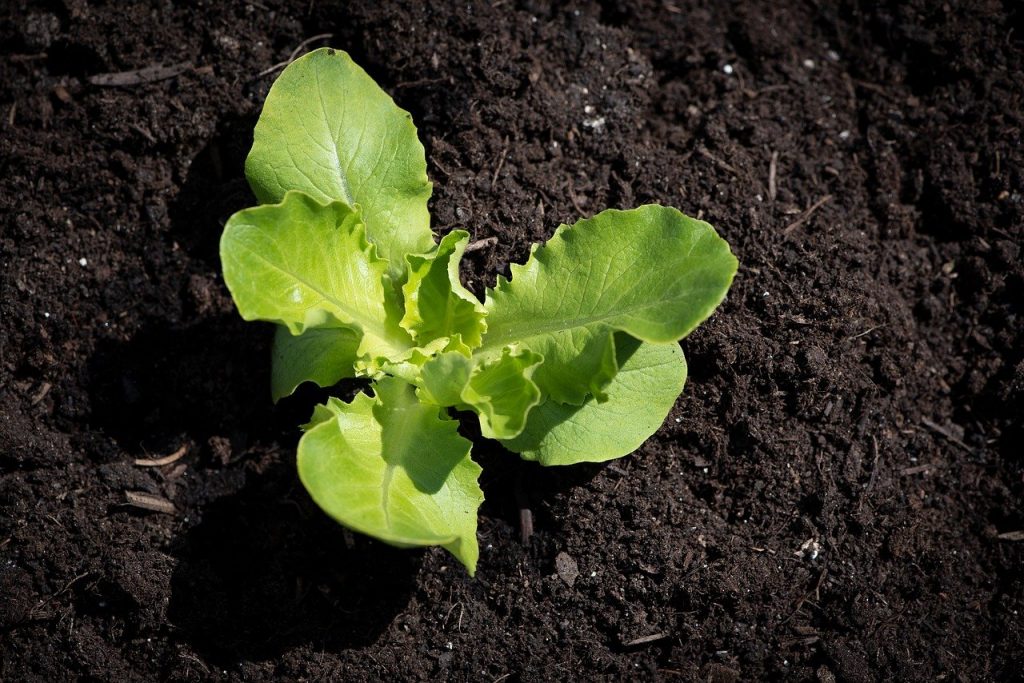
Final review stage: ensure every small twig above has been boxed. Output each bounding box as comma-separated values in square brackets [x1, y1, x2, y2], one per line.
[31, 571, 95, 615]
[852, 78, 891, 97]
[514, 473, 533, 544]
[256, 33, 334, 78]
[997, 530, 1024, 542]
[491, 138, 510, 190]
[782, 195, 832, 236]
[9, 53, 48, 63]
[394, 77, 448, 89]
[443, 601, 465, 631]
[622, 632, 669, 647]
[567, 177, 587, 216]
[782, 567, 829, 624]
[747, 84, 791, 98]
[697, 145, 740, 176]
[859, 434, 882, 513]
[255, 60, 290, 79]
[921, 417, 971, 452]
[134, 444, 188, 467]
[464, 236, 498, 253]
[849, 324, 886, 340]
[89, 62, 193, 86]
[768, 150, 779, 201]
[124, 491, 176, 514]
[130, 123, 157, 144]
[900, 463, 938, 476]
[30, 382, 51, 405]
[7, 102, 16, 127]
[519, 508, 534, 544]
[288, 33, 334, 63]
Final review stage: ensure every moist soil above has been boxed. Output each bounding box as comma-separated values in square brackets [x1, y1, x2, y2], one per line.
[2, 1, 1022, 680]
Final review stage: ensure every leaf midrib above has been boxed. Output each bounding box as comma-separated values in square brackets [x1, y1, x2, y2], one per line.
[378, 394, 421, 531]
[480, 286, 717, 350]
[313, 58, 355, 207]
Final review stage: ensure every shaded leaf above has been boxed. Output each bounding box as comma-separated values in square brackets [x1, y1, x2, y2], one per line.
[418, 346, 544, 440]
[298, 377, 483, 574]
[271, 325, 361, 402]
[401, 230, 487, 348]
[501, 338, 687, 465]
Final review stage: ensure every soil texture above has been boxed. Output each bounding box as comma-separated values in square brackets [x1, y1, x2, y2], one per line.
[2, 0, 1022, 680]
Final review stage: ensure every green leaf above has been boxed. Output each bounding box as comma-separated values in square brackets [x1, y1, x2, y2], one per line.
[417, 346, 544, 440]
[462, 347, 543, 439]
[297, 377, 484, 574]
[245, 48, 435, 276]
[501, 337, 688, 465]
[481, 205, 736, 404]
[271, 325, 361, 402]
[401, 231, 487, 348]
[220, 191, 412, 363]
[416, 350, 474, 409]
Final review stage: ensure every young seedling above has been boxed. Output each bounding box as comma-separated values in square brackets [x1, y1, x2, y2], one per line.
[220, 48, 737, 575]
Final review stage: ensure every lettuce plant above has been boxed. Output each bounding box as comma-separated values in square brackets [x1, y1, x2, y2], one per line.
[220, 48, 737, 575]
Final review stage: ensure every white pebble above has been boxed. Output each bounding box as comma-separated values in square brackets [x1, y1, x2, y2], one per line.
[722, 64, 734, 74]
[78, 257, 88, 267]
[803, 59, 815, 69]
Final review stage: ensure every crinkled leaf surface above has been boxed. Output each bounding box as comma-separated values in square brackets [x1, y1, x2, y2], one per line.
[417, 347, 544, 440]
[501, 337, 687, 465]
[416, 351, 473, 408]
[298, 377, 484, 574]
[481, 205, 736, 404]
[401, 230, 487, 348]
[271, 325, 360, 402]
[245, 48, 435, 276]
[220, 191, 412, 363]
[461, 347, 543, 439]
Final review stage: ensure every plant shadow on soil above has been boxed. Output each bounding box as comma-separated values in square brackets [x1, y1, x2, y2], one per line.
[87, 315, 274, 456]
[88, 111, 629, 660]
[85, 120, 421, 661]
[165, 458, 420, 663]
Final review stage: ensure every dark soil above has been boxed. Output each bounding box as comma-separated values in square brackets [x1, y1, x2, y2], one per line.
[2, 1, 1022, 680]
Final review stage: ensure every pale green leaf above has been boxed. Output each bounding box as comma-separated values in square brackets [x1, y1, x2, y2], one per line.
[220, 191, 412, 363]
[401, 230, 487, 348]
[462, 347, 543, 439]
[304, 395, 348, 430]
[481, 205, 736, 404]
[417, 346, 544, 440]
[501, 337, 688, 465]
[297, 377, 484, 574]
[271, 325, 361, 402]
[416, 350, 474, 409]
[245, 48, 435, 276]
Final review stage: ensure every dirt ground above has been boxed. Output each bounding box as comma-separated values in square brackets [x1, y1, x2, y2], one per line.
[2, 0, 1022, 680]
